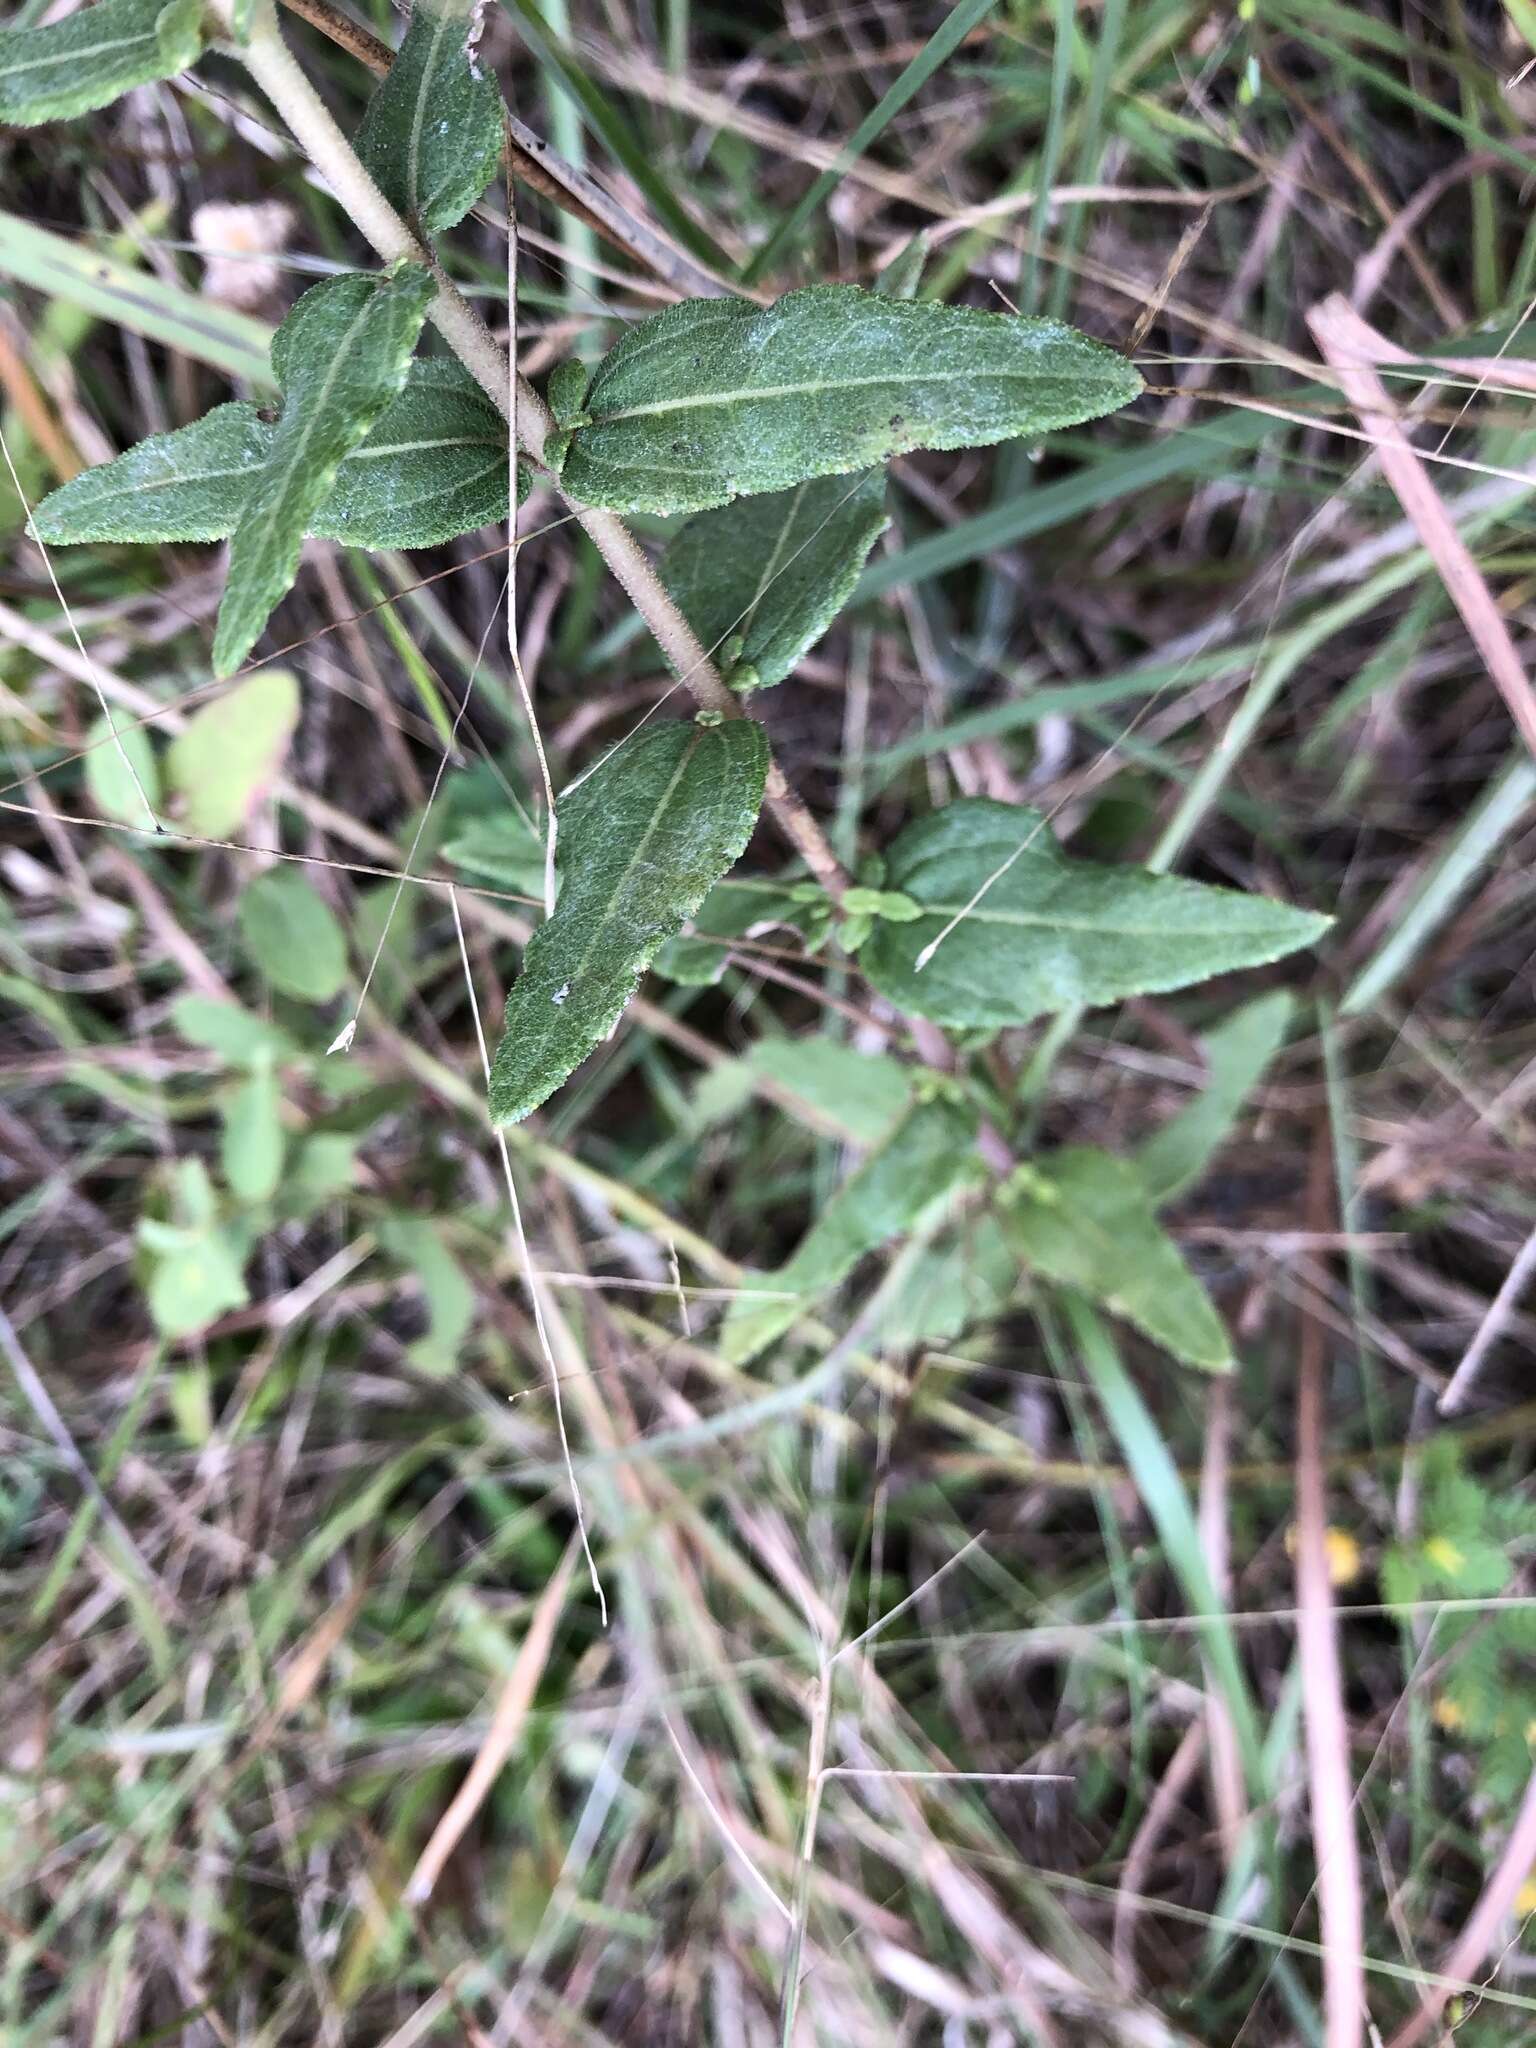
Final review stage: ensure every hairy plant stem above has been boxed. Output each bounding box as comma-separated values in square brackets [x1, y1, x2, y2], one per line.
[216, 0, 848, 899]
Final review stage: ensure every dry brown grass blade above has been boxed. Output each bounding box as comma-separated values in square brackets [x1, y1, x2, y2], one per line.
[1112, 1718, 1206, 1990]
[1125, 202, 1214, 355]
[1294, 1127, 1367, 2048]
[1439, 1221, 1536, 1415]
[0, 318, 81, 481]
[270, 1575, 372, 1723]
[404, 1539, 579, 1906]
[1308, 293, 1536, 765]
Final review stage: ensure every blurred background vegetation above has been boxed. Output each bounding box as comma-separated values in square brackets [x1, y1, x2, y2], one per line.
[5, 0, 1536, 2042]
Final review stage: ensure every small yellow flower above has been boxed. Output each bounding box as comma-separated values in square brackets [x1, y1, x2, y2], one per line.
[1433, 1696, 1466, 1733]
[1517, 1875, 1536, 1920]
[1424, 1536, 1465, 1577]
[1323, 1528, 1362, 1587]
[1283, 1524, 1363, 1587]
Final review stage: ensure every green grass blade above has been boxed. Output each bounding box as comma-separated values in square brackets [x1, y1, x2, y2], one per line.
[1054, 1294, 1265, 1785]
[739, 0, 1001, 288]
[0, 212, 274, 386]
[502, 0, 733, 272]
[1340, 754, 1536, 1017]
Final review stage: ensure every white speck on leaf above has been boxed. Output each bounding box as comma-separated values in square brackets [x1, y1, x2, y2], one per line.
[552, 982, 570, 1006]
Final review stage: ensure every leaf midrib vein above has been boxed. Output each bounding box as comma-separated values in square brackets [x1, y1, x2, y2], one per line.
[525, 731, 712, 1066]
[592, 365, 1084, 425]
[5, 26, 154, 75]
[910, 902, 1295, 937]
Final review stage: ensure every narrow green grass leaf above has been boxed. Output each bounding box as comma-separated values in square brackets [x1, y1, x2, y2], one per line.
[720, 1093, 979, 1365]
[861, 798, 1329, 1029]
[1055, 1295, 1264, 1777]
[502, 0, 732, 271]
[238, 869, 348, 1005]
[165, 670, 299, 838]
[0, 213, 274, 386]
[1340, 754, 1536, 1017]
[1137, 991, 1293, 1207]
[659, 470, 887, 691]
[858, 414, 1249, 597]
[356, 0, 503, 236]
[0, 0, 203, 127]
[488, 717, 769, 1125]
[1006, 1147, 1230, 1371]
[740, 0, 1000, 286]
[560, 286, 1142, 516]
[213, 264, 435, 675]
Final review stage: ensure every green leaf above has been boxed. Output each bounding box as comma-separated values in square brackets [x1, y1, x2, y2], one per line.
[744, 1036, 913, 1145]
[870, 1214, 1016, 1350]
[560, 285, 1142, 516]
[443, 808, 549, 898]
[1005, 1148, 1231, 1371]
[171, 994, 303, 1066]
[488, 717, 769, 1125]
[220, 1056, 285, 1205]
[1137, 992, 1293, 1207]
[649, 883, 757, 986]
[356, 0, 503, 235]
[862, 799, 1330, 1029]
[379, 1218, 476, 1375]
[238, 868, 348, 1005]
[0, 213, 275, 388]
[319, 359, 522, 547]
[0, 0, 203, 128]
[165, 669, 299, 838]
[137, 1162, 248, 1339]
[143, 1231, 248, 1338]
[688, 1035, 914, 1144]
[650, 876, 824, 986]
[287, 1132, 359, 1212]
[32, 362, 518, 553]
[548, 359, 589, 424]
[31, 404, 272, 545]
[659, 471, 888, 691]
[213, 265, 435, 676]
[720, 1092, 979, 1365]
[83, 710, 160, 826]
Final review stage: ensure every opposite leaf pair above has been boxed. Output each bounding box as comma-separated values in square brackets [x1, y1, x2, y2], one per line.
[31, 264, 530, 673]
[485, 729, 1328, 1135]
